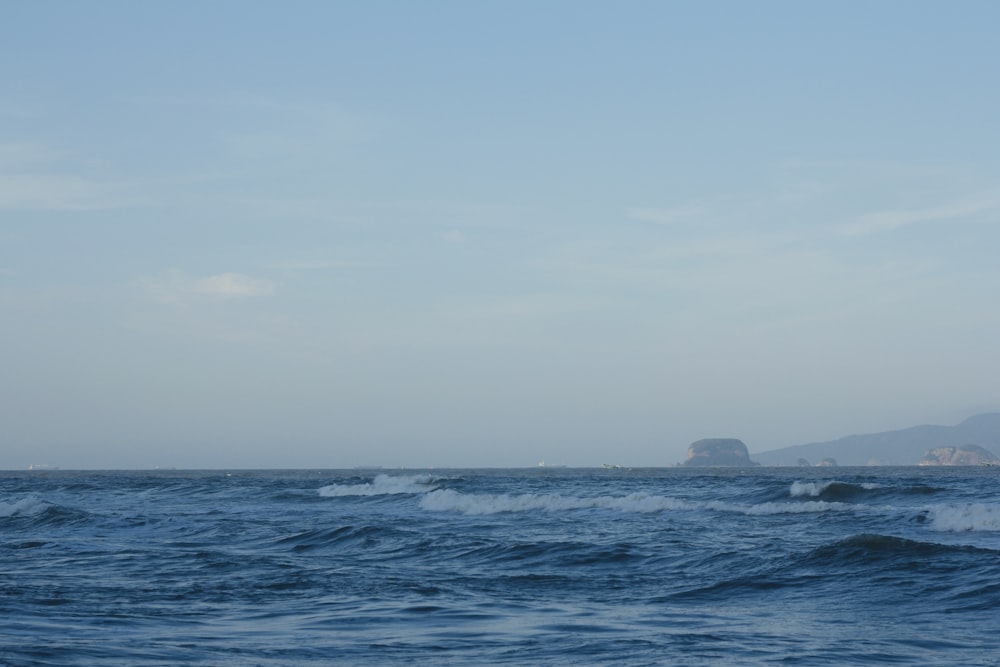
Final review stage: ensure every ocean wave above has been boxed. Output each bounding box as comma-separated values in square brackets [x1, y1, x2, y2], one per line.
[789, 480, 881, 499]
[0, 496, 93, 527]
[801, 534, 937, 569]
[273, 525, 385, 552]
[420, 489, 693, 515]
[721, 500, 848, 515]
[420, 489, 847, 517]
[7, 467, 999, 666]
[805, 533, 998, 565]
[924, 503, 1000, 532]
[318, 473, 441, 497]
[789, 480, 943, 503]
[451, 539, 648, 570]
[0, 496, 51, 518]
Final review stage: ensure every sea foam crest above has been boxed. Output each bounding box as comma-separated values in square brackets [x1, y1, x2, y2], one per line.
[0, 496, 50, 518]
[789, 480, 880, 497]
[925, 503, 1000, 532]
[318, 474, 440, 497]
[790, 481, 835, 497]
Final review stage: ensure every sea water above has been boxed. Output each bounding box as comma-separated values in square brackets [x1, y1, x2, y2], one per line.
[2, 467, 999, 665]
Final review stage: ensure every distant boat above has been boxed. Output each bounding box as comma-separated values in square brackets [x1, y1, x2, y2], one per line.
[28, 464, 58, 471]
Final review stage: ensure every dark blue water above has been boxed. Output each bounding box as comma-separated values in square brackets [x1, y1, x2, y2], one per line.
[3, 467, 999, 665]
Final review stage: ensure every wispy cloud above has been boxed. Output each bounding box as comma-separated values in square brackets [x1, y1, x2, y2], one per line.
[626, 206, 706, 225]
[196, 273, 275, 297]
[0, 142, 68, 169]
[840, 199, 1000, 237]
[0, 142, 140, 211]
[262, 257, 390, 271]
[130, 93, 374, 161]
[440, 229, 467, 244]
[0, 172, 137, 211]
[142, 270, 276, 305]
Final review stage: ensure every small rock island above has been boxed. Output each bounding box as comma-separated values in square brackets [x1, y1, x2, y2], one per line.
[919, 444, 1000, 466]
[683, 438, 759, 467]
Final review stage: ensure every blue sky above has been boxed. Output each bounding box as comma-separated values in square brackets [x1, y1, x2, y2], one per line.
[3, 1, 999, 468]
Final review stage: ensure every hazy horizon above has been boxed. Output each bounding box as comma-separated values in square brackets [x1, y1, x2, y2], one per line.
[8, 410, 1000, 471]
[4, 2, 999, 470]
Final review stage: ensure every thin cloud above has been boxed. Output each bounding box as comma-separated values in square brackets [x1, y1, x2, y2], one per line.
[627, 206, 705, 225]
[0, 142, 140, 211]
[0, 142, 68, 169]
[440, 229, 467, 244]
[262, 257, 389, 271]
[0, 172, 136, 211]
[143, 270, 276, 305]
[196, 273, 275, 297]
[840, 200, 999, 237]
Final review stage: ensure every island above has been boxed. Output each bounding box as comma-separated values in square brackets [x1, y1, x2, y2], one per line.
[683, 438, 759, 467]
[919, 444, 1000, 466]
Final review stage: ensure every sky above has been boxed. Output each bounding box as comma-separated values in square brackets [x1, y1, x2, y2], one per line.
[2, 1, 999, 469]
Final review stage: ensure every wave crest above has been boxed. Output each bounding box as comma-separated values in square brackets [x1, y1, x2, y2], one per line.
[789, 480, 880, 499]
[318, 474, 440, 497]
[0, 496, 51, 518]
[925, 503, 1000, 532]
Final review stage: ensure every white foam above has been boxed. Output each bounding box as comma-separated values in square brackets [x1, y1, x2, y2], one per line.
[318, 474, 440, 497]
[925, 504, 1000, 532]
[790, 481, 834, 497]
[789, 481, 881, 497]
[419, 489, 846, 517]
[0, 495, 50, 517]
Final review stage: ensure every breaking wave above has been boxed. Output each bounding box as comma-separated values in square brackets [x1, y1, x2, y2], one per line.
[788, 480, 945, 503]
[789, 480, 881, 499]
[924, 503, 1000, 532]
[0, 496, 93, 527]
[318, 474, 441, 497]
[0, 495, 50, 518]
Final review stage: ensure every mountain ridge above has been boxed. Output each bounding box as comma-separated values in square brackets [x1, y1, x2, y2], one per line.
[752, 413, 1000, 466]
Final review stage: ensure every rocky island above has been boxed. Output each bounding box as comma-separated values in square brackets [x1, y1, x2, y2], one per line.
[919, 444, 1000, 466]
[683, 438, 758, 467]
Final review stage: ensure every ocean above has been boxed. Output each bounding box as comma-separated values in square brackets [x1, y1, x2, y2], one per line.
[2, 466, 999, 666]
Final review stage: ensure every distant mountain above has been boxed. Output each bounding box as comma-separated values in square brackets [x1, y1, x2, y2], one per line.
[752, 413, 1000, 466]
